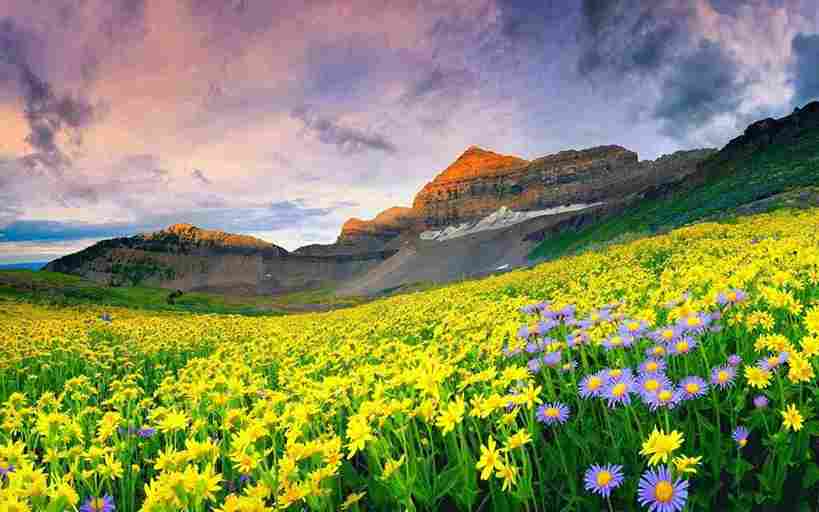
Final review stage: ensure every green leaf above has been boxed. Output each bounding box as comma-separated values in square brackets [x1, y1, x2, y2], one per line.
[802, 463, 819, 488]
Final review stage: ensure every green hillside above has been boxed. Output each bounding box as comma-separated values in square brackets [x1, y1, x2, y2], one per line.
[530, 118, 819, 260]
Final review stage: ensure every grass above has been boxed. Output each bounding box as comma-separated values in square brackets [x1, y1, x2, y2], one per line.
[529, 127, 819, 261]
[0, 270, 284, 316]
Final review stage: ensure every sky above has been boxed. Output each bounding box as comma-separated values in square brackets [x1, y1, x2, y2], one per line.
[0, 0, 817, 263]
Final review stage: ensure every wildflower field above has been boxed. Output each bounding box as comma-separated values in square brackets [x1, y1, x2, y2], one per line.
[3, 208, 819, 511]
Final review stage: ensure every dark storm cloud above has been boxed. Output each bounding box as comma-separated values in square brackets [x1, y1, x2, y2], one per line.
[653, 41, 744, 139]
[291, 105, 397, 155]
[792, 33, 819, 107]
[0, 17, 103, 162]
[191, 169, 212, 185]
[576, 0, 690, 78]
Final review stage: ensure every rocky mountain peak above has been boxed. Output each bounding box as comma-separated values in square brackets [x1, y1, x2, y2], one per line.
[433, 146, 529, 183]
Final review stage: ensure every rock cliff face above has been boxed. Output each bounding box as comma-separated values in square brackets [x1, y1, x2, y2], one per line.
[337, 144, 715, 245]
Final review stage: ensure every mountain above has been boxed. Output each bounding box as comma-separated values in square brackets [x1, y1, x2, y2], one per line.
[45, 102, 819, 297]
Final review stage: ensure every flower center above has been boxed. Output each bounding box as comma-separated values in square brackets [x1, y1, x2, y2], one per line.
[655, 480, 674, 502]
[727, 292, 737, 301]
[718, 371, 728, 382]
[627, 322, 640, 331]
[588, 377, 602, 390]
[644, 380, 659, 392]
[658, 390, 673, 401]
[739, 439, 747, 447]
[91, 498, 107, 512]
[652, 346, 666, 355]
[767, 357, 778, 367]
[596, 471, 612, 486]
[662, 330, 674, 339]
[609, 369, 623, 379]
[545, 408, 559, 418]
[610, 337, 622, 346]
[646, 362, 658, 372]
[685, 383, 699, 394]
[686, 317, 700, 327]
[612, 383, 627, 397]
[676, 342, 689, 352]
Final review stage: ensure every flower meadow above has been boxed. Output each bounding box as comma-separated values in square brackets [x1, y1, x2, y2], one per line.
[3, 209, 819, 511]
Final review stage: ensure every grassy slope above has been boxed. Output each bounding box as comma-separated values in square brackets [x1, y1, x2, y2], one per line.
[530, 127, 819, 260]
[0, 270, 283, 316]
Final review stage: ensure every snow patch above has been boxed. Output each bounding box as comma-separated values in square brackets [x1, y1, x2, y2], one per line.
[420, 203, 603, 242]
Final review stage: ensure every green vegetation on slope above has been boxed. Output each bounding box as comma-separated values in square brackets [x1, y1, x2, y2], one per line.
[0, 270, 281, 316]
[530, 127, 819, 260]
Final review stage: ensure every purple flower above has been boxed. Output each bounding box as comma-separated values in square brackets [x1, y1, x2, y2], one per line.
[650, 326, 681, 344]
[584, 463, 624, 498]
[733, 426, 749, 448]
[667, 337, 697, 356]
[727, 354, 742, 367]
[536, 402, 570, 426]
[537, 319, 559, 335]
[579, 372, 606, 399]
[676, 312, 711, 334]
[527, 358, 542, 373]
[679, 376, 708, 400]
[559, 360, 578, 373]
[603, 376, 636, 408]
[517, 325, 531, 339]
[645, 344, 668, 359]
[620, 319, 649, 337]
[717, 289, 747, 307]
[753, 395, 769, 409]
[644, 387, 683, 411]
[137, 428, 157, 439]
[80, 495, 116, 512]
[602, 368, 633, 383]
[542, 351, 562, 368]
[710, 366, 736, 389]
[638, 358, 667, 376]
[637, 373, 672, 400]
[603, 333, 634, 351]
[0, 462, 14, 478]
[638, 466, 688, 512]
[567, 331, 590, 347]
[757, 355, 782, 371]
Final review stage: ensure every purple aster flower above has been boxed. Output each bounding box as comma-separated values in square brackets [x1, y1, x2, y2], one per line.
[0, 462, 14, 478]
[646, 344, 669, 359]
[650, 326, 681, 344]
[586, 309, 612, 324]
[502, 345, 521, 358]
[519, 304, 538, 315]
[603, 333, 634, 351]
[637, 373, 672, 400]
[639, 358, 667, 376]
[667, 337, 697, 356]
[579, 372, 607, 399]
[536, 402, 570, 426]
[603, 376, 636, 408]
[676, 312, 712, 334]
[542, 351, 562, 368]
[517, 325, 531, 339]
[679, 376, 708, 400]
[559, 360, 578, 373]
[777, 351, 790, 364]
[644, 387, 683, 411]
[732, 426, 749, 448]
[757, 355, 782, 372]
[710, 366, 736, 389]
[753, 395, 769, 409]
[638, 466, 689, 512]
[584, 463, 624, 498]
[603, 367, 633, 383]
[727, 354, 742, 367]
[525, 341, 542, 354]
[527, 358, 542, 374]
[80, 495, 115, 512]
[717, 289, 747, 307]
[620, 318, 649, 337]
[567, 330, 590, 347]
[537, 319, 559, 335]
[137, 427, 157, 439]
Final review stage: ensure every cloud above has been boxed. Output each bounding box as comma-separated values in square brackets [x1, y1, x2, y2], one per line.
[0, 18, 104, 162]
[291, 105, 398, 155]
[653, 40, 744, 139]
[191, 168, 212, 185]
[792, 33, 819, 107]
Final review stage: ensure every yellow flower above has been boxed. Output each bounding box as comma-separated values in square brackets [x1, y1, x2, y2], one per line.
[781, 403, 804, 432]
[672, 455, 702, 475]
[640, 428, 684, 466]
[495, 458, 518, 491]
[787, 354, 815, 383]
[504, 430, 532, 451]
[476, 437, 503, 481]
[340, 491, 366, 510]
[800, 335, 819, 357]
[805, 306, 819, 334]
[158, 410, 188, 433]
[380, 455, 405, 480]
[744, 366, 772, 389]
[435, 396, 465, 435]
